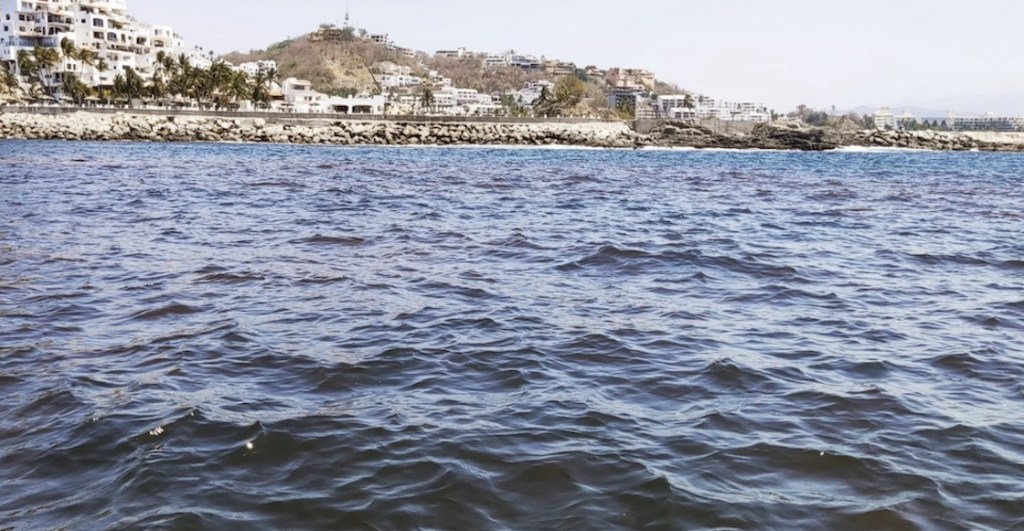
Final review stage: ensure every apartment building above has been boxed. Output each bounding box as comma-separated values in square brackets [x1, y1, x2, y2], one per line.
[280, 77, 384, 114]
[483, 51, 542, 70]
[605, 68, 656, 90]
[0, 0, 209, 92]
[658, 94, 771, 122]
[237, 60, 276, 77]
[434, 47, 470, 59]
[947, 112, 1024, 132]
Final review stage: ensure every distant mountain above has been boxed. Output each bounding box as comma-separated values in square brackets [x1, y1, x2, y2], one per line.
[847, 88, 1024, 118]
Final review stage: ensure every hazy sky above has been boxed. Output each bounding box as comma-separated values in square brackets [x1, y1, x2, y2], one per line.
[130, 0, 1024, 113]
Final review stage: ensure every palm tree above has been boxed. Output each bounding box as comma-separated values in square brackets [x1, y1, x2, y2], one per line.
[420, 87, 435, 114]
[249, 67, 278, 109]
[113, 67, 144, 106]
[61, 72, 91, 105]
[225, 70, 251, 106]
[31, 46, 61, 98]
[16, 50, 38, 85]
[60, 37, 79, 62]
[1, 61, 16, 90]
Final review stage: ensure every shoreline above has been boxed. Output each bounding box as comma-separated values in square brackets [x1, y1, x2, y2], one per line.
[2, 111, 1024, 152]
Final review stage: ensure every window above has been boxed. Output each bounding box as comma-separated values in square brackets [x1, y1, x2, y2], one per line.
[93, 19, 104, 28]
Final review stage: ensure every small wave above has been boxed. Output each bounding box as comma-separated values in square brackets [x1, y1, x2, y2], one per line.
[129, 303, 204, 321]
[293, 234, 368, 246]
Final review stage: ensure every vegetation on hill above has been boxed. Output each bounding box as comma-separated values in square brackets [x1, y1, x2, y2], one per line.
[220, 30, 615, 117]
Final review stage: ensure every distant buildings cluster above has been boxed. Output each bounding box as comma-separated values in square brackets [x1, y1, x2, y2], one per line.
[1, 0, 211, 91]
[1, 2, 774, 121]
[873, 107, 1024, 132]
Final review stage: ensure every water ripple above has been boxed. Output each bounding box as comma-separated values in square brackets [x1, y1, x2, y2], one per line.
[1, 141, 1023, 529]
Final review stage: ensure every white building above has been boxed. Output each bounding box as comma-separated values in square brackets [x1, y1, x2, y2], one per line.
[0, 0, 210, 94]
[873, 107, 896, 129]
[482, 51, 541, 70]
[435, 47, 470, 58]
[279, 77, 383, 114]
[657, 94, 770, 122]
[237, 60, 276, 77]
[515, 80, 554, 106]
[379, 73, 421, 89]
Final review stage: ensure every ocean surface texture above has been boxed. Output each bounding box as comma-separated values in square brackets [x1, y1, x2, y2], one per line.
[1, 141, 1022, 530]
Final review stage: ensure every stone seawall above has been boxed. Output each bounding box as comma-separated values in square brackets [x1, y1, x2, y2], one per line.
[6, 111, 1024, 152]
[0, 112, 646, 148]
[650, 122, 1024, 152]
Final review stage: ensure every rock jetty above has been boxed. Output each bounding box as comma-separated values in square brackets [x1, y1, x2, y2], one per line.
[650, 122, 1024, 152]
[0, 111, 647, 148]
[5, 111, 1024, 151]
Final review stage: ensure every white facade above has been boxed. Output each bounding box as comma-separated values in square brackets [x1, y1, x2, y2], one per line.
[280, 77, 383, 114]
[515, 80, 554, 106]
[379, 73, 421, 89]
[482, 51, 541, 70]
[0, 0, 210, 92]
[874, 107, 896, 129]
[238, 60, 276, 77]
[658, 94, 770, 122]
[435, 47, 470, 58]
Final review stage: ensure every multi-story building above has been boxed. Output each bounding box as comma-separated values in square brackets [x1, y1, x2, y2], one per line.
[947, 112, 1024, 132]
[657, 94, 770, 122]
[434, 47, 470, 59]
[482, 51, 541, 70]
[873, 107, 897, 129]
[605, 68, 656, 91]
[237, 60, 276, 77]
[543, 60, 576, 77]
[280, 76, 384, 114]
[0, 0, 210, 93]
[379, 73, 421, 89]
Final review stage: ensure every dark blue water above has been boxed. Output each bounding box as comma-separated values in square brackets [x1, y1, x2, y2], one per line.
[1, 141, 1022, 530]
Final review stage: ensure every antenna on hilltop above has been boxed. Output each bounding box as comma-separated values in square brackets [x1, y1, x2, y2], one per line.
[344, 6, 351, 28]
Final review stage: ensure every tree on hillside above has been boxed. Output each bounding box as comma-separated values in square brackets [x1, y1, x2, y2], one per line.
[554, 75, 586, 106]
[683, 94, 695, 109]
[420, 87, 435, 113]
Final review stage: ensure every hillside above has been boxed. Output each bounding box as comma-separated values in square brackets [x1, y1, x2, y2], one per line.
[221, 35, 418, 96]
[222, 31, 608, 102]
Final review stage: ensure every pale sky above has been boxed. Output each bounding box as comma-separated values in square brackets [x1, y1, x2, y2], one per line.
[130, 0, 1024, 114]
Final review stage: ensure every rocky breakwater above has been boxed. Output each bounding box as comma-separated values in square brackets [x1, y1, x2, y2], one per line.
[652, 122, 844, 150]
[843, 128, 1024, 152]
[0, 111, 648, 148]
[651, 121, 1024, 152]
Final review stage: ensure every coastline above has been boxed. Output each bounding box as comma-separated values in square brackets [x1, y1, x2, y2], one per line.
[2, 110, 1024, 151]
[0, 110, 646, 148]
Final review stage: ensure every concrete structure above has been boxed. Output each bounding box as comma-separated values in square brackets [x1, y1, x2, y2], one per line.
[543, 60, 576, 77]
[948, 112, 1024, 132]
[514, 80, 554, 106]
[873, 107, 897, 130]
[0, 0, 210, 95]
[435, 47, 470, 58]
[279, 77, 384, 114]
[237, 60, 276, 77]
[483, 51, 542, 70]
[605, 68, 656, 90]
[657, 94, 770, 122]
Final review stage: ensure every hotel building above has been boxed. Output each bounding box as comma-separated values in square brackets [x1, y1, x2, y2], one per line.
[0, 0, 210, 93]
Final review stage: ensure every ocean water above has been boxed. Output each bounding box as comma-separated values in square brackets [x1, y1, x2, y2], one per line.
[1, 141, 1022, 530]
